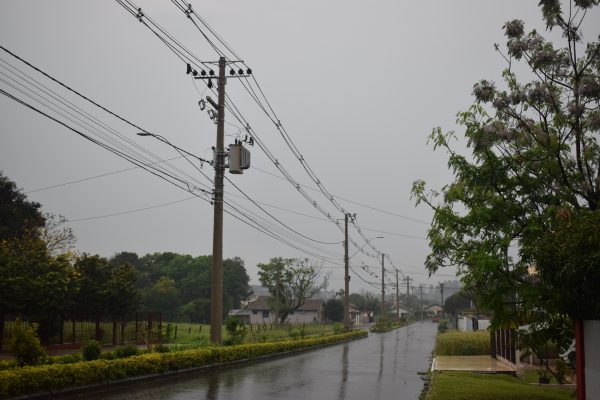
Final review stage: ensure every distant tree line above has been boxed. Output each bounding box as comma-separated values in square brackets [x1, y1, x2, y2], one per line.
[0, 172, 251, 328]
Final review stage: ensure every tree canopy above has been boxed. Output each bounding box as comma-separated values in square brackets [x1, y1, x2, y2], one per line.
[412, 0, 600, 349]
[257, 257, 323, 323]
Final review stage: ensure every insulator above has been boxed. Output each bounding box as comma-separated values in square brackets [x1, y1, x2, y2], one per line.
[186, 63, 192, 75]
[246, 68, 252, 75]
[208, 78, 213, 88]
[238, 69, 244, 75]
[192, 69, 198, 77]
[209, 70, 215, 76]
[230, 69, 235, 75]
[201, 70, 206, 76]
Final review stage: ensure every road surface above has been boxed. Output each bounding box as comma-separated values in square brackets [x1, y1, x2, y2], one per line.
[86, 321, 437, 400]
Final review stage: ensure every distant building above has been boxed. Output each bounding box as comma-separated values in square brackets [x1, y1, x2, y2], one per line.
[245, 295, 324, 324]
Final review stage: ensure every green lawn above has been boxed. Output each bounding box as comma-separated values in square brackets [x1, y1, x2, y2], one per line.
[426, 372, 574, 400]
[164, 322, 335, 345]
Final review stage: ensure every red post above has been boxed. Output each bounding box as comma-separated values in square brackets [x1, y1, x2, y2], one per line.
[575, 319, 586, 400]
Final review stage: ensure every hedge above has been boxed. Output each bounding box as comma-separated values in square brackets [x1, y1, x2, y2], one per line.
[0, 330, 367, 397]
[434, 331, 490, 356]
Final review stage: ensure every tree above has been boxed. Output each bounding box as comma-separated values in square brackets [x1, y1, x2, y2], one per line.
[349, 293, 366, 311]
[411, 0, 600, 352]
[257, 257, 323, 323]
[0, 172, 45, 241]
[324, 298, 344, 322]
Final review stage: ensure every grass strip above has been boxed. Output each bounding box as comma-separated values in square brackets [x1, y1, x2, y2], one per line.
[426, 371, 574, 400]
[434, 331, 490, 356]
[0, 330, 366, 398]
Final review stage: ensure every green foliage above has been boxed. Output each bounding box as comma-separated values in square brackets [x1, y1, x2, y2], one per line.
[81, 340, 102, 361]
[152, 343, 170, 353]
[412, 1, 600, 352]
[370, 316, 395, 333]
[427, 371, 573, 400]
[332, 322, 344, 334]
[0, 330, 367, 397]
[324, 298, 344, 322]
[224, 316, 247, 345]
[438, 319, 449, 333]
[113, 344, 139, 359]
[0, 172, 45, 242]
[257, 257, 323, 323]
[434, 331, 490, 356]
[8, 319, 46, 367]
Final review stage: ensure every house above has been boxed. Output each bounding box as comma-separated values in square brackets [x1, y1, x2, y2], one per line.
[227, 309, 251, 325]
[245, 295, 324, 324]
[424, 304, 443, 318]
[387, 305, 410, 319]
[456, 313, 490, 332]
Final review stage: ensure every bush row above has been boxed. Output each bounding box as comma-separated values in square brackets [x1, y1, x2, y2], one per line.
[434, 331, 490, 356]
[0, 330, 367, 397]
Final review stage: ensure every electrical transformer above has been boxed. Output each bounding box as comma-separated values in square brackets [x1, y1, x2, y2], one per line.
[228, 143, 251, 174]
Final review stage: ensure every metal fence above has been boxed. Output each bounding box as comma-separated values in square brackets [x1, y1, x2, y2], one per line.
[0, 312, 162, 351]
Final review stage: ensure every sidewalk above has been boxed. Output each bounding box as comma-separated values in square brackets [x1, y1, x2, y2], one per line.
[432, 355, 516, 374]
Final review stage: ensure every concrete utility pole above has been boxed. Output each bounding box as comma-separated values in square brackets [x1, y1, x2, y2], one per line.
[395, 269, 400, 321]
[381, 253, 385, 317]
[439, 283, 445, 310]
[210, 57, 227, 344]
[419, 284, 424, 320]
[343, 213, 351, 330]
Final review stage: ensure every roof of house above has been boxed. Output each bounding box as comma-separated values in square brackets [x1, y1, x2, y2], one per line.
[425, 304, 443, 310]
[246, 295, 271, 311]
[297, 299, 324, 312]
[245, 295, 323, 312]
[229, 309, 252, 316]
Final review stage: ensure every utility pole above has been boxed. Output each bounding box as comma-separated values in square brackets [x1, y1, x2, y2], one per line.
[439, 282, 445, 310]
[381, 253, 385, 317]
[395, 269, 400, 321]
[419, 284, 424, 320]
[403, 276, 413, 307]
[210, 57, 227, 344]
[343, 213, 351, 330]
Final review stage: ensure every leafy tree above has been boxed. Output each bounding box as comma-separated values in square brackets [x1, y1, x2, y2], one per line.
[324, 298, 344, 322]
[412, 0, 600, 352]
[257, 257, 323, 323]
[74, 254, 139, 318]
[349, 293, 366, 311]
[0, 172, 45, 241]
[443, 291, 473, 316]
[223, 257, 252, 309]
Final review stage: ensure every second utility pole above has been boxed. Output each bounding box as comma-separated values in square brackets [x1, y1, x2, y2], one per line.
[381, 253, 385, 317]
[210, 57, 226, 344]
[343, 213, 350, 330]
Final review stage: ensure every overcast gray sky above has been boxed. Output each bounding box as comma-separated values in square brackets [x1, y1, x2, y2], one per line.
[2, 1, 596, 293]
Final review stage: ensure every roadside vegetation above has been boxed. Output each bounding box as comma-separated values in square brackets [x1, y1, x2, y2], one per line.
[434, 331, 490, 356]
[426, 372, 574, 400]
[0, 330, 367, 397]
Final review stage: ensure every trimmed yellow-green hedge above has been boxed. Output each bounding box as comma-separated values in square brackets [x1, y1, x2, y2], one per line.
[434, 331, 490, 356]
[0, 330, 367, 397]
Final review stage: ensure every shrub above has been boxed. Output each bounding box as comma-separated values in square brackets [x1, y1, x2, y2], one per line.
[114, 344, 139, 359]
[152, 344, 170, 353]
[434, 331, 490, 356]
[81, 340, 102, 361]
[438, 319, 449, 333]
[9, 319, 46, 366]
[0, 330, 368, 397]
[224, 316, 247, 345]
[370, 316, 394, 333]
[333, 323, 344, 334]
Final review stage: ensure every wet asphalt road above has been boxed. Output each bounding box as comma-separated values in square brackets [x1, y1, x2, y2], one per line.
[90, 321, 437, 400]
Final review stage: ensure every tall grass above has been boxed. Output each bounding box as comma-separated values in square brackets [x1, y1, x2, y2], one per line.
[435, 331, 490, 356]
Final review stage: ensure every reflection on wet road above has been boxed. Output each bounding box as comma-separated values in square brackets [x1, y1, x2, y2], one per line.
[88, 321, 437, 400]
